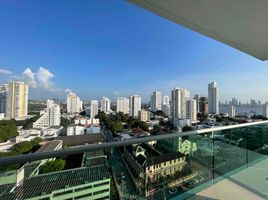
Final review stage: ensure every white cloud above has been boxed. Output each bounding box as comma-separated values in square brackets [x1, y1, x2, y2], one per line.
[36, 67, 56, 91]
[23, 68, 37, 88]
[65, 88, 72, 93]
[0, 69, 12, 75]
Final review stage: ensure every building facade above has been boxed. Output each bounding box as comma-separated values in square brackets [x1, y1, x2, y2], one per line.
[186, 99, 197, 123]
[33, 100, 61, 129]
[150, 91, 162, 112]
[67, 92, 83, 114]
[228, 105, 236, 117]
[138, 110, 150, 122]
[129, 95, 141, 118]
[116, 97, 129, 114]
[90, 100, 99, 118]
[208, 82, 220, 114]
[5, 82, 28, 119]
[0, 84, 7, 116]
[100, 97, 111, 114]
[171, 88, 190, 124]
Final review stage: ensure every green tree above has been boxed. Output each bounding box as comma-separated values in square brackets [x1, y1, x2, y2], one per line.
[39, 159, 66, 174]
[60, 117, 70, 127]
[0, 119, 18, 142]
[14, 141, 33, 154]
[132, 120, 149, 131]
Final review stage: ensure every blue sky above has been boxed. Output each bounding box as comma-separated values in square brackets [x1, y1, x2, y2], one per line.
[0, 0, 268, 103]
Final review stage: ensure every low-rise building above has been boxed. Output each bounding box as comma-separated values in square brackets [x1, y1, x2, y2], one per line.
[138, 110, 150, 122]
[67, 125, 85, 136]
[74, 117, 100, 126]
[123, 143, 186, 196]
[42, 126, 63, 138]
[0, 151, 111, 200]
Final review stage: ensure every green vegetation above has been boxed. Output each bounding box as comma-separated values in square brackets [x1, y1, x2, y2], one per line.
[60, 117, 70, 127]
[96, 112, 149, 133]
[0, 119, 18, 142]
[13, 137, 43, 154]
[39, 159, 66, 174]
[0, 137, 43, 172]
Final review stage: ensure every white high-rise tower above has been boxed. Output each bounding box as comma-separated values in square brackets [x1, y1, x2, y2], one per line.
[171, 88, 190, 123]
[150, 91, 162, 112]
[67, 92, 83, 114]
[186, 99, 197, 123]
[33, 100, 61, 128]
[117, 97, 129, 114]
[100, 97, 111, 114]
[208, 82, 220, 114]
[90, 100, 99, 118]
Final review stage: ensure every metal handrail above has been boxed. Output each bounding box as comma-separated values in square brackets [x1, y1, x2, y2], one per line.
[0, 120, 267, 166]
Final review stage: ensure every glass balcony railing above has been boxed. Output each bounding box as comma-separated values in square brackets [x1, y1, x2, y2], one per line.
[0, 121, 268, 200]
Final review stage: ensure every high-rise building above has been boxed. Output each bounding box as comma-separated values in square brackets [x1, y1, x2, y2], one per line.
[5, 81, 28, 119]
[90, 100, 99, 118]
[199, 96, 208, 113]
[67, 92, 83, 114]
[194, 94, 200, 113]
[33, 100, 61, 129]
[163, 95, 170, 105]
[263, 104, 268, 118]
[228, 105, 236, 117]
[138, 110, 150, 122]
[100, 97, 111, 114]
[171, 88, 190, 124]
[208, 82, 220, 114]
[186, 99, 197, 123]
[129, 95, 141, 118]
[116, 97, 129, 114]
[162, 104, 170, 116]
[0, 84, 7, 116]
[150, 91, 162, 112]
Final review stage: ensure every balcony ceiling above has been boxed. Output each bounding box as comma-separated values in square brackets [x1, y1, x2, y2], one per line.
[128, 0, 268, 60]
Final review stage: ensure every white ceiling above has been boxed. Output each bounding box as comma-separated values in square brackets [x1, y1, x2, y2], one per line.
[128, 0, 268, 60]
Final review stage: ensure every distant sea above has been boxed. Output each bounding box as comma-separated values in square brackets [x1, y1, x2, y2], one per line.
[220, 105, 263, 116]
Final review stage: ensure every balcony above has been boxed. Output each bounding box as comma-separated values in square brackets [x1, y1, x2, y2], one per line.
[0, 121, 268, 200]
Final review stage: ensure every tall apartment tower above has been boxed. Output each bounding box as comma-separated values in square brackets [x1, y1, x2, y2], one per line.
[186, 99, 197, 123]
[33, 100, 61, 128]
[228, 105, 236, 117]
[90, 100, 99, 118]
[129, 95, 141, 118]
[163, 95, 170, 105]
[194, 94, 200, 113]
[5, 82, 28, 119]
[100, 97, 111, 114]
[199, 96, 208, 113]
[171, 88, 190, 123]
[162, 95, 170, 116]
[0, 84, 7, 115]
[67, 92, 83, 114]
[150, 91, 162, 112]
[208, 82, 220, 114]
[263, 104, 268, 118]
[116, 97, 129, 114]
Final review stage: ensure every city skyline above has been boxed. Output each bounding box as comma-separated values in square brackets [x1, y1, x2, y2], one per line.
[1, 1, 268, 102]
